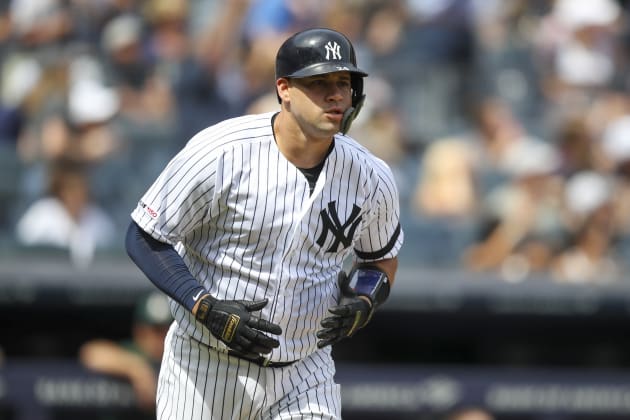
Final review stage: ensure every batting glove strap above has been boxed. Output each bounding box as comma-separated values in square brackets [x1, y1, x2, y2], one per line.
[347, 297, 372, 335]
[195, 296, 282, 356]
[195, 295, 214, 325]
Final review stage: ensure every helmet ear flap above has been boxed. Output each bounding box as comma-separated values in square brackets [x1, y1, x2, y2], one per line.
[338, 75, 365, 135]
[340, 98, 364, 135]
[351, 76, 364, 109]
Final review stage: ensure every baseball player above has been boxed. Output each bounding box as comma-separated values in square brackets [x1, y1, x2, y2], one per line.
[125, 27, 403, 419]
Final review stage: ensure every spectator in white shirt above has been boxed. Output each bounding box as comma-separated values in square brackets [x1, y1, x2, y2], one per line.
[15, 158, 115, 267]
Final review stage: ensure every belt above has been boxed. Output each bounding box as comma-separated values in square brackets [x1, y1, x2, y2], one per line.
[227, 350, 297, 368]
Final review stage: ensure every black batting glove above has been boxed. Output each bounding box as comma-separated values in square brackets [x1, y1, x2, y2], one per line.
[316, 272, 374, 348]
[195, 296, 282, 358]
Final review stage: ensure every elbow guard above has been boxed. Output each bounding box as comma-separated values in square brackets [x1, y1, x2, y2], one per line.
[346, 265, 391, 310]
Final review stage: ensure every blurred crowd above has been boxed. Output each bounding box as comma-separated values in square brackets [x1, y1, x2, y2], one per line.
[1, 0, 630, 284]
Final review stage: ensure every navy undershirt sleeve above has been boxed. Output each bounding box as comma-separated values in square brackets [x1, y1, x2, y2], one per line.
[125, 220, 206, 311]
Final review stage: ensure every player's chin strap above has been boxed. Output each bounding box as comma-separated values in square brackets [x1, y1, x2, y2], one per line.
[340, 94, 365, 135]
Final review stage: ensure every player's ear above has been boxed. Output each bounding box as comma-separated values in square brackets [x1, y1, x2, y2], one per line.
[276, 78, 290, 104]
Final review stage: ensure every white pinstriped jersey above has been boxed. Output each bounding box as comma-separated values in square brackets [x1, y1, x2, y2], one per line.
[131, 111, 403, 362]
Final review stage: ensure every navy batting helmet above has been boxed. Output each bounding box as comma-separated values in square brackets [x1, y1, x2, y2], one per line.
[275, 28, 367, 133]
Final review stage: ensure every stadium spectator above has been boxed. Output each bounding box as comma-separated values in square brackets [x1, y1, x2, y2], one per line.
[554, 114, 599, 177]
[14, 63, 122, 205]
[444, 407, 495, 420]
[79, 291, 173, 415]
[14, 158, 116, 267]
[363, 0, 474, 144]
[413, 137, 479, 220]
[464, 139, 565, 281]
[533, 0, 624, 119]
[597, 106, 630, 255]
[470, 0, 548, 139]
[551, 170, 621, 283]
[1, 0, 630, 279]
[100, 13, 175, 131]
[408, 96, 535, 215]
[406, 96, 538, 267]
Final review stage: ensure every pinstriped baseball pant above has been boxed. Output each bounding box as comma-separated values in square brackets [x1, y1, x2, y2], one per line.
[156, 323, 342, 419]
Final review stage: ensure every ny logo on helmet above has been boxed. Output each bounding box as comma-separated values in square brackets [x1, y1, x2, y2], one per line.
[325, 41, 342, 60]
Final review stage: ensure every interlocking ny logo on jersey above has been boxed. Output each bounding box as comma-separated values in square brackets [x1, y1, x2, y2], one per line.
[325, 41, 342, 60]
[317, 201, 362, 253]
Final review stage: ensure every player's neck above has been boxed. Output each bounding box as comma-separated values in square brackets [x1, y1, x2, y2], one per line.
[273, 112, 333, 169]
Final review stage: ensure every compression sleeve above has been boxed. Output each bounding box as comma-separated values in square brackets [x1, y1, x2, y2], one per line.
[125, 221, 206, 311]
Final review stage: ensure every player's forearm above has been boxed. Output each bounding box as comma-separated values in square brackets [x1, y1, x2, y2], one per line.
[362, 257, 398, 286]
[80, 340, 153, 379]
[125, 221, 206, 311]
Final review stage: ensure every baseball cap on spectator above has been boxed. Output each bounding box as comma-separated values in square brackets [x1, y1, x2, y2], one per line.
[134, 291, 173, 326]
[67, 79, 119, 126]
[101, 14, 142, 53]
[503, 139, 561, 178]
[602, 115, 630, 165]
[553, 0, 620, 30]
[564, 171, 613, 216]
[10, 0, 60, 35]
[1, 56, 41, 107]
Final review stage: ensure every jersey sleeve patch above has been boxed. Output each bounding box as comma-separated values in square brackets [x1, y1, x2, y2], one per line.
[139, 201, 159, 219]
